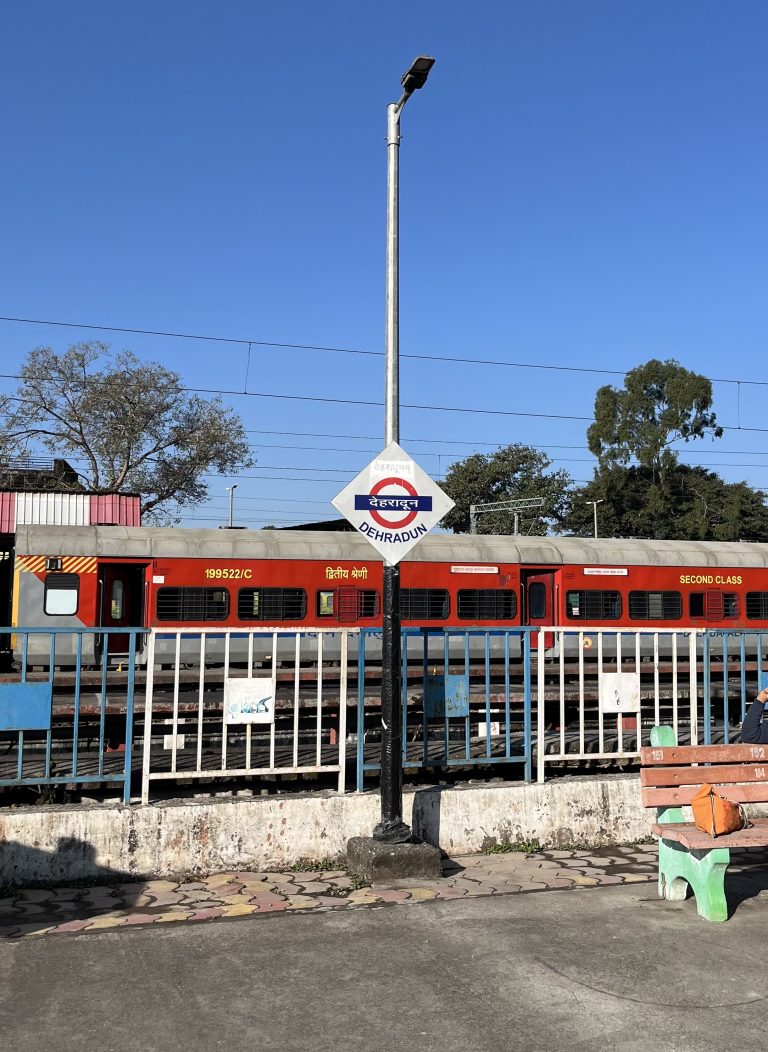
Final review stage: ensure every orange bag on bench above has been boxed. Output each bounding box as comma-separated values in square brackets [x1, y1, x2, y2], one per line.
[691, 783, 749, 837]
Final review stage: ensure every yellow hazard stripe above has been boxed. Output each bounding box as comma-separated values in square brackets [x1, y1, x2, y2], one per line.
[16, 555, 97, 574]
[17, 556, 46, 573]
[63, 557, 97, 574]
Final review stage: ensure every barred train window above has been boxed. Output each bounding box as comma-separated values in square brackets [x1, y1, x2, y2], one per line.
[316, 589, 380, 620]
[44, 573, 79, 616]
[156, 588, 229, 621]
[746, 593, 768, 620]
[457, 590, 517, 620]
[400, 589, 449, 620]
[628, 591, 682, 620]
[689, 592, 739, 620]
[566, 590, 621, 621]
[238, 587, 307, 621]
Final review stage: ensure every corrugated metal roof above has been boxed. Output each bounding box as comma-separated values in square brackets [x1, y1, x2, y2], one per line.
[13, 525, 768, 568]
[15, 492, 89, 526]
[0, 493, 15, 534]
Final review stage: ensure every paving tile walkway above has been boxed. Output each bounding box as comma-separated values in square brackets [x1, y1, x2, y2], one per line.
[1, 842, 765, 939]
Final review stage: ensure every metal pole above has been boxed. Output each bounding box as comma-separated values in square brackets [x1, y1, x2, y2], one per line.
[227, 484, 238, 528]
[593, 501, 598, 539]
[384, 101, 400, 446]
[375, 97, 411, 844]
[470, 505, 477, 534]
[514, 512, 519, 536]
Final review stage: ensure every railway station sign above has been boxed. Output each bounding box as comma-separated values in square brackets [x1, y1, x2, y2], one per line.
[331, 442, 455, 564]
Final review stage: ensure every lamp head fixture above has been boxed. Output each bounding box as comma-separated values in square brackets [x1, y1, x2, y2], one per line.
[400, 55, 435, 96]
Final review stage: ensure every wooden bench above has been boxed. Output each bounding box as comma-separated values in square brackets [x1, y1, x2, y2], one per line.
[640, 725, 768, 922]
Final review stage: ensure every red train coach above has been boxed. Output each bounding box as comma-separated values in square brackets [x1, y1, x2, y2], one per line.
[6, 524, 768, 665]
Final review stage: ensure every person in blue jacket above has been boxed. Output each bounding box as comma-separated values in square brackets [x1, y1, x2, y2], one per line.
[741, 687, 768, 743]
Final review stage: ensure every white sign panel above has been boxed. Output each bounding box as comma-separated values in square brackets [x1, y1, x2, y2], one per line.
[224, 677, 276, 725]
[583, 568, 628, 576]
[451, 565, 499, 575]
[331, 441, 455, 564]
[599, 672, 641, 714]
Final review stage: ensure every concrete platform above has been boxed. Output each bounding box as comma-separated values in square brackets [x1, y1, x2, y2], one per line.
[2, 853, 768, 1051]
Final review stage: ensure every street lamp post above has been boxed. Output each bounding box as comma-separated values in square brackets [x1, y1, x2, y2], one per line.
[586, 499, 604, 539]
[375, 55, 435, 845]
[226, 484, 238, 528]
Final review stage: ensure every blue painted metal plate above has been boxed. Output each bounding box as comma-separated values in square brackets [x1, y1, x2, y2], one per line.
[424, 674, 470, 718]
[0, 682, 53, 731]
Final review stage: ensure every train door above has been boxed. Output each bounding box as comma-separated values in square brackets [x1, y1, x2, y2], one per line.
[521, 569, 557, 648]
[98, 564, 146, 657]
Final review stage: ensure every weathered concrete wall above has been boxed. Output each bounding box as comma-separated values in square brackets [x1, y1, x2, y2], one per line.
[0, 775, 657, 884]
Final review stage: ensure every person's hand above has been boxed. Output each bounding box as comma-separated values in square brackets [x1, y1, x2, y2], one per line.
[757, 687, 768, 705]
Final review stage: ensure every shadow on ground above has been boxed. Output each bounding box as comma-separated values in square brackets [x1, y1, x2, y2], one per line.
[0, 838, 141, 937]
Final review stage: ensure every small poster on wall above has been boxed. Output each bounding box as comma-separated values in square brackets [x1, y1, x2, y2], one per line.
[224, 677, 276, 725]
[599, 672, 641, 714]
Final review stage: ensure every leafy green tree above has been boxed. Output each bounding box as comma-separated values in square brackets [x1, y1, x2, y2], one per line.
[1, 343, 253, 523]
[441, 444, 571, 534]
[563, 464, 768, 541]
[587, 359, 723, 482]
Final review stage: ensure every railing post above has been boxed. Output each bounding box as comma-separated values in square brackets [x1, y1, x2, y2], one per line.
[356, 630, 367, 793]
[141, 630, 156, 805]
[703, 631, 712, 745]
[536, 628, 546, 783]
[338, 631, 349, 794]
[689, 632, 699, 746]
[123, 630, 137, 804]
[523, 630, 532, 783]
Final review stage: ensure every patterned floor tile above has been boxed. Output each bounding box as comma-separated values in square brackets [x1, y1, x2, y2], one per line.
[0, 839, 668, 939]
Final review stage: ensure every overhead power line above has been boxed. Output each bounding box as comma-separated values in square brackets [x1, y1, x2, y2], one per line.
[1, 313, 767, 387]
[3, 374, 765, 434]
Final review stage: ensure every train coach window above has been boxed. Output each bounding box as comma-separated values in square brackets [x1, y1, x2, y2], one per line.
[566, 590, 621, 621]
[156, 587, 229, 621]
[44, 573, 79, 616]
[317, 589, 380, 620]
[628, 591, 682, 621]
[238, 587, 307, 621]
[400, 589, 449, 620]
[458, 589, 517, 620]
[746, 593, 768, 620]
[689, 592, 740, 620]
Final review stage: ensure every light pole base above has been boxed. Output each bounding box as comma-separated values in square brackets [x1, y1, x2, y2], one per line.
[346, 836, 442, 884]
[372, 818, 413, 844]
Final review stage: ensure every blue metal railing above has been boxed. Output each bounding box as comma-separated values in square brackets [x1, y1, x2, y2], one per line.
[0, 627, 141, 804]
[356, 627, 533, 791]
[702, 629, 768, 746]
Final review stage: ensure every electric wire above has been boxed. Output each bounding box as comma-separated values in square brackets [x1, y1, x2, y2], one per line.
[1, 313, 768, 387]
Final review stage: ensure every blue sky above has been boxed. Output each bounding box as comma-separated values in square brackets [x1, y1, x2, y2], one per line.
[1, 1, 767, 528]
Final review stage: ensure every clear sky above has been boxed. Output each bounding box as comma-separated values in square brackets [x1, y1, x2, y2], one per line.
[1, 1, 767, 528]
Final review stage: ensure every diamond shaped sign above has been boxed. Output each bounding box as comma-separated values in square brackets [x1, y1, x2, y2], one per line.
[331, 442, 455, 564]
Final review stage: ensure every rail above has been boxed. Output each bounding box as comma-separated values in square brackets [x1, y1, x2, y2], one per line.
[356, 627, 534, 791]
[140, 627, 354, 803]
[535, 627, 704, 782]
[0, 627, 138, 804]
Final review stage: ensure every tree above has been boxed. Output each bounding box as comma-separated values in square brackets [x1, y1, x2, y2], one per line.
[1, 343, 253, 523]
[587, 359, 723, 482]
[563, 464, 768, 542]
[441, 444, 571, 534]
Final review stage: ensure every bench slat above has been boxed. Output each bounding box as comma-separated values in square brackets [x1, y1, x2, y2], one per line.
[641, 743, 768, 765]
[642, 783, 768, 807]
[652, 818, 768, 850]
[641, 763, 768, 787]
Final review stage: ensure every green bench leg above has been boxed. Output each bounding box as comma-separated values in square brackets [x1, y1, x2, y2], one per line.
[658, 838, 730, 922]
